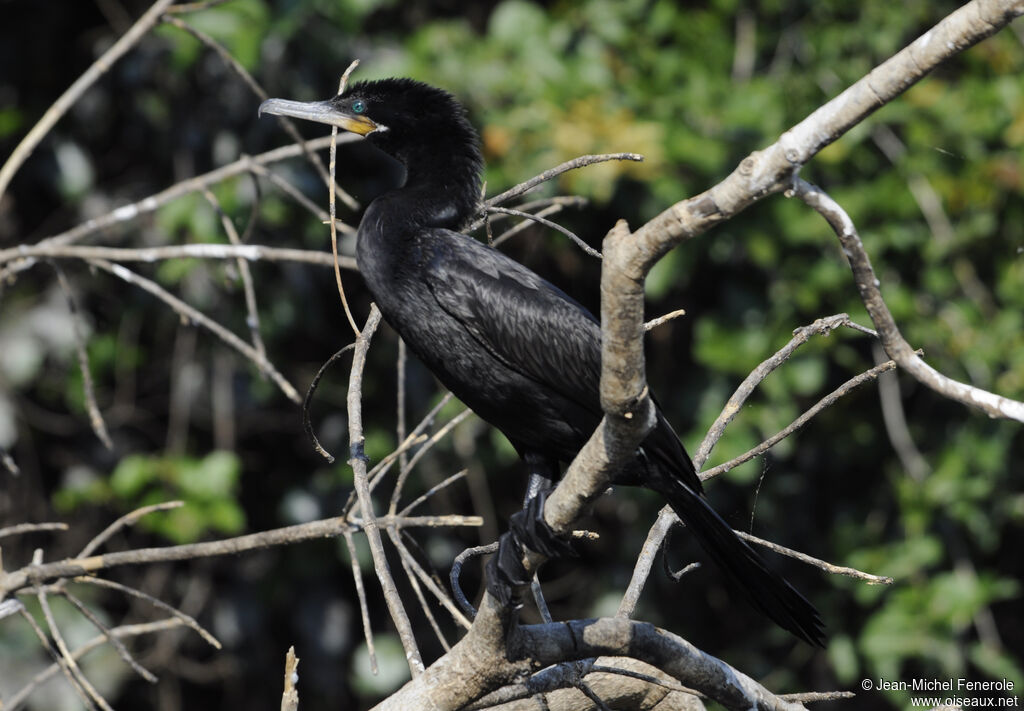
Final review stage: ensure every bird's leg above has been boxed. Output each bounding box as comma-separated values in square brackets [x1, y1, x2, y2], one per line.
[522, 455, 556, 621]
[523, 470, 554, 508]
[486, 454, 575, 614]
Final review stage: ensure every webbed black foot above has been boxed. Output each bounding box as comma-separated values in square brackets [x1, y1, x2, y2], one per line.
[485, 490, 576, 607]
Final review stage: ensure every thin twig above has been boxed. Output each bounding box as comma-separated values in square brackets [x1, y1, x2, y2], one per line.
[302, 343, 356, 463]
[0, 522, 68, 539]
[329, 60, 363, 337]
[484, 153, 643, 208]
[1, 242, 357, 271]
[873, 341, 930, 481]
[450, 542, 499, 618]
[388, 529, 455, 649]
[701, 357, 907, 481]
[66, 576, 221, 649]
[388, 409, 474, 515]
[695, 313, 870, 469]
[17, 604, 97, 711]
[735, 531, 892, 584]
[159, 13, 358, 210]
[643, 309, 687, 332]
[37, 588, 114, 710]
[486, 205, 601, 259]
[0, 136, 357, 282]
[202, 189, 267, 362]
[347, 305, 424, 675]
[388, 528, 472, 630]
[52, 263, 113, 449]
[77, 500, 184, 558]
[87, 258, 302, 404]
[491, 203, 571, 249]
[5, 619, 185, 711]
[398, 469, 469, 517]
[466, 195, 587, 234]
[588, 663, 701, 699]
[616, 510, 676, 619]
[58, 589, 158, 683]
[363, 393, 457, 501]
[248, 162, 332, 224]
[341, 528, 377, 675]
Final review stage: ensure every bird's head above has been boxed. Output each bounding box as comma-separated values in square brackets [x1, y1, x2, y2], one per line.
[259, 77, 482, 181]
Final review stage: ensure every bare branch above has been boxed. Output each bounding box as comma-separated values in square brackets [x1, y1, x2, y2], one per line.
[0, 522, 68, 539]
[0, 135, 357, 282]
[58, 589, 158, 683]
[792, 177, 1024, 422]
[629, 0, 1024, 263]
[342, 528, 378, 675]
[37, 588, 115, 710]
[0, 513, 480, 599]
[873, 342, 930, 481]
[52, 264, 113, 449]
[617, 509, 676, 619]
[490, 203, 574, 248]
[86, 258, 302, 404]
[5, 619, 186, 711]
[280, 646, 300, 711]
[486, 205, 601, 259]
[16, 603, 98, 710]
[77, 500, 184, 558]
[735, 531, 893, 584]
[328, 60, 364, 337]
[202, 190, 267, 362]
[159, 13, 358, 210]
[302, 343, 356, 463]
[701, 357, 906, 481]
[0, 242, 356, 271]
[484, 153, 643, 208]
[62, 576, 220, 650]
[398, 469, 469, 517]
[644, 308, 687, 332]
[695, 313, 876, 470]
[347, 305, 424, 675]
[509, 618, 804, 711]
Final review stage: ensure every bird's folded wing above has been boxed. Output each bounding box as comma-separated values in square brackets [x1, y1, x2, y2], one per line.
[423, 231, 604, 414]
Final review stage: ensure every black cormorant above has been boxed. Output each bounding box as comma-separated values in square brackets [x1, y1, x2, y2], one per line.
[259, 78, 824, 645]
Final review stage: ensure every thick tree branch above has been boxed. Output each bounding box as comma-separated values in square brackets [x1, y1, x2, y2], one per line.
[511, 618, 805, 711]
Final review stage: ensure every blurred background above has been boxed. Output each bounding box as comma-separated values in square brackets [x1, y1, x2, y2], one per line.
[0, 0, 1022, 709]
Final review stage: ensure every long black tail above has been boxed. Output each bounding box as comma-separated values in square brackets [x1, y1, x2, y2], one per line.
[641, 421, 824, 645]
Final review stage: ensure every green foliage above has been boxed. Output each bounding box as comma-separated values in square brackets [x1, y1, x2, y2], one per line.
[54, 451, 245, 544]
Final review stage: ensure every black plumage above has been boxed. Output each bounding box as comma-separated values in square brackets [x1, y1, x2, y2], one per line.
[259, 78, 824, 645]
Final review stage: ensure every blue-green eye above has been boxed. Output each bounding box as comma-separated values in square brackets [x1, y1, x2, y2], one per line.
[352, 100, 366, 114]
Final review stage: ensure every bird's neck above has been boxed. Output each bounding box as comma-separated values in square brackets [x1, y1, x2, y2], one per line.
[392, 141, 482, 231]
